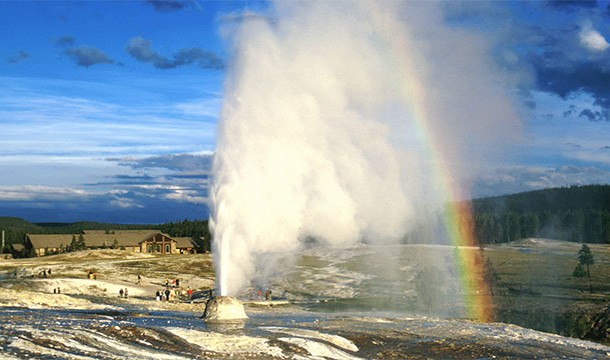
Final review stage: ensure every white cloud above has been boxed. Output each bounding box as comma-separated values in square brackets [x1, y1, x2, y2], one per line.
[0, 185, 89, 201]
[109, 197, 143, 209]
[175, 97, 222, 118]
[164, 189, 207, 204]
[0, 77, 217, 163]
[579, 24, 609, 52]
[474, 165, 610, 197]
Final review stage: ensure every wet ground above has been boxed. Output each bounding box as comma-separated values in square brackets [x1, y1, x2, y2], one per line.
[3, 244, 610, 358]
[1, 305, 610, 359]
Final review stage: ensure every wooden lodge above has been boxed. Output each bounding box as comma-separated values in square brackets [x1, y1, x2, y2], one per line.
[24, 230, 197, 257]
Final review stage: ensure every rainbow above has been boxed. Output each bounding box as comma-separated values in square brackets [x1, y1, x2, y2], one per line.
[371, 6, 494, 322]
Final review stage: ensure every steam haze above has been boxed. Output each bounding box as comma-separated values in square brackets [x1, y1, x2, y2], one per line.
[212, 1, 522, 296]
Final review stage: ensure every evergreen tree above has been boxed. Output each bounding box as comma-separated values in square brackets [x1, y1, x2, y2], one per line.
[69, 235, 77, 252]
[573, 263, 587, 278]
[577, 244, 594, 278]
[76, 234, 86, 251]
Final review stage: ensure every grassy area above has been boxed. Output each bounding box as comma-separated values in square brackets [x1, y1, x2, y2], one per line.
[0, 249, 216, 293]
[483, 239, 610, 341]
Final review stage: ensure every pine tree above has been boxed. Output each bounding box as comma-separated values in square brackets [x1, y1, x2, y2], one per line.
[69, 235, 77, 252]
[572, 263, 587, 278]
[76, 234, 86, 251]
[577, 244, 594, 278]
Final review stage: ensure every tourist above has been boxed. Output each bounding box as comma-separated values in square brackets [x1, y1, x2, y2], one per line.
[165, 289, 171, 302]
[156, 290, 161, 301]
[137, 274, 141, 284]
[119, 288, 124, 298]
[187, 287, 193, 300]
[124, 288, 129, 298]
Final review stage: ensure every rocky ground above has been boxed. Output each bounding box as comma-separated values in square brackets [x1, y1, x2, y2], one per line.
[1, 245, 610, 359]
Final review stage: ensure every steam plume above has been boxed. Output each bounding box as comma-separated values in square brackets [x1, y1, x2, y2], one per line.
[212, 1, 522, 296]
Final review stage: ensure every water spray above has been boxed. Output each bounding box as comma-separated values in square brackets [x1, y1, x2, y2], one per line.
[211, 0, 522, 301]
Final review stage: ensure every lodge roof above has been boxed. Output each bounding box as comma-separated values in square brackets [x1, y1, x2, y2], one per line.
[174, 237, 196, 249]
[27, 234, 74, 249]
[11, 244, 24, 251]
[26, 231, 175, 249]
[82, 230, 161, 235]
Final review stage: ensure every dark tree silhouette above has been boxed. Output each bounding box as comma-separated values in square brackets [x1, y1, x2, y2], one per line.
[577, 244, 594, 278]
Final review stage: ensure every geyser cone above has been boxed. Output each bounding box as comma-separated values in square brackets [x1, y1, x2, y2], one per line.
[203, 296, 248, 322]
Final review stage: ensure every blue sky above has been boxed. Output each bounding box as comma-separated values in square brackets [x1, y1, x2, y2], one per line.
[1, 0, 609, 224]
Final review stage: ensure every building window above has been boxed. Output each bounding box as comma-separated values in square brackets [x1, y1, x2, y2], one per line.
[155, 244, 161, 253]
[165, 244, 171, 253]
[147, 244, 152, 253]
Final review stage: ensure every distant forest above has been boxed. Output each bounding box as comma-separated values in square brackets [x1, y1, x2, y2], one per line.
[471, 185, 610, 244]
[1, 185, 609, 253]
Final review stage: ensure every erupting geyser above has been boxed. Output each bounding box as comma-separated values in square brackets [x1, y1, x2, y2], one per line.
[211, 0, 522, 300]
[202, 296, 248, 322]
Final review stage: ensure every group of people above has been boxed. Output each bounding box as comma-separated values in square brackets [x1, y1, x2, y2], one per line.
[256, 288, 273, 301]
[163, 278, 181, 288]
[118, 288, 129, 298]
[155, 286, 193, 302]
[87, 270, 97, 280]
[38, 269, 51, 278]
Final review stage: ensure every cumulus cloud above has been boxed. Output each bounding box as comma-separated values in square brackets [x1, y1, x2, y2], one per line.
[126, 36, 223, 70]
[534, 61, 610, 110]
[102, 154, 212, 208]
[146, 0, 188, 12]
[108, 153, 213, 172]
[109, 196, 143, 209]
[6, 50, 29, 64]
[65, 45, 114, 67]
[51, 36, 114, 67]
[547, 0, 598, 12]
[524, 20, 610, 111]
[579, 23, 610, 51]
[579, 108, 609, 121]
[466, 2, 610, 118]
[163, 188, 207, 204]
[52, 35, 76, 47]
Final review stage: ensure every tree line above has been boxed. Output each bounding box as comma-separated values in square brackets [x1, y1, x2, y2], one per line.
[471, 185, 610, 244]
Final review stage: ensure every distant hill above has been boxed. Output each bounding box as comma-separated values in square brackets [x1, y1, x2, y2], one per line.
[473, 185, 610, 214]
[472, 185, 610, 244]
[0, 217, 45, 247]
